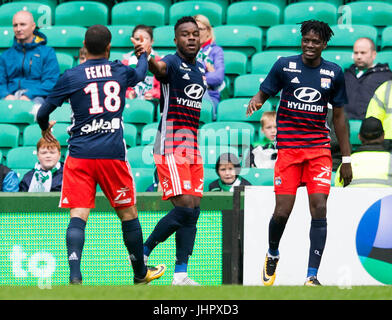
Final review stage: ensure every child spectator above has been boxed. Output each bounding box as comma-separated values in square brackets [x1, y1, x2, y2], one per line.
[19, 138, 64, 192]
[246, 111, 277, 168]
[78, 47, 87, 64]
[209, 153, 251, 192]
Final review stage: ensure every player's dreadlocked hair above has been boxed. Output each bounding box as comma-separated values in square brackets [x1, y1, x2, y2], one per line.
[300, 20, 334, 43]
[174, 16, 198, 34]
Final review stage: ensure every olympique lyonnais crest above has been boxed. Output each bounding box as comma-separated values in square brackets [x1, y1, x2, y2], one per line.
[320, 77, 331, 89]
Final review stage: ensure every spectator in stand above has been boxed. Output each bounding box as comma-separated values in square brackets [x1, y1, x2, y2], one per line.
[194, 14, 225, 120]
[0, 164, 19, 192]
[209, 153, 251, 192]
[121, 25, 160, 102]
[245, 111, 277, 169]
[335, 117, 392, 188]
[344, 37, 392, 120]
[0, 11, 59, 112]
[19, 138, 64, 192]
[366, 78, 392, 151]
[78, 47, 87, 64]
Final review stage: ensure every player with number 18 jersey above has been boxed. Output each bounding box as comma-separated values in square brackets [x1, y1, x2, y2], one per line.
[38, 56, 148, 208]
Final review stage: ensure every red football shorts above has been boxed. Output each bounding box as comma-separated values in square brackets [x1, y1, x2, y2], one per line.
[274, 148, 332, 195]
[154, 153, 204, 200]
[60, 156, 136, 208]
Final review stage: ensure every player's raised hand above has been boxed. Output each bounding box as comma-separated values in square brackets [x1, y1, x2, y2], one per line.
[246, 95, 262, 117]
[41, 120, 57, 143]
[131, 34, 151, 58]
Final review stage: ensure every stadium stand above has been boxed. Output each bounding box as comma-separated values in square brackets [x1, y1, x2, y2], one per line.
[1, 0, 392, 182]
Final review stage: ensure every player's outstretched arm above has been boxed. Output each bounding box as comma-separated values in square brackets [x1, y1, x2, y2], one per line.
[246, 90, 269, 116]
[148, 57, 167, 79]
[332, 107, 353, 187]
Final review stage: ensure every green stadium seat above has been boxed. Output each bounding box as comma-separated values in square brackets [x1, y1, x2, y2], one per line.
[200, 98, 213, 124]
[41, 26, 86, 56]
[296, 0, 343, 9]
[349, 119, 362, 147]
[226, 1, 281, 27]
[111, 2, 165, 27]
[0, 100, 35, 124]
[110, 50, 127, 62]
[199, 121, 255, 148]
[153, 25, 175, 52]
[132, 167, 155, 192]
[345, 1, 392, 27]
[322, 50, 353, 70]
[199, 145, 239, 168]
[123, 99, 155, 125]
[328, 25, 378, 49]
[127, 145, 154, 168]
[265, 24, 301, 49]
[214, 25, 263, 57]
[223, 50, 248, 76]
[216, 98, 273, 124]
[241, 168, 274, 186]
[23, 123, 69, 147]
[169, 1, 223, 26]
[108, 25, 135, 50]
[56, 52, 74, 74]
[13, 168, 30, 181]
[115, 0, 172, 23]
[140, 122, 158, 146]
[22, 124, 43, 146]
[375, 50, 392, 65]
[381, 26, 392, 50]
[0, 124, 19, 151]
[233, 74, 267, 98]
[203, 167, 218, 191]
[123, 123, 138, 148]
[0, 27, 14, 50]
[0, 2, 52, 27]
[12, 0, 58, 14]
[251, 50, 299, 74]
[50, 103, 72, 123]
[55, 1, 108, 27]
[6, 146, 37, 169]
[284, 2, 337, 25]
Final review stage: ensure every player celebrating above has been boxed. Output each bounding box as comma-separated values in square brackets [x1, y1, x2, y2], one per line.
[142, 16, 207, 285]
[36, 25, 166, 285]
[247, 20, 353, 286]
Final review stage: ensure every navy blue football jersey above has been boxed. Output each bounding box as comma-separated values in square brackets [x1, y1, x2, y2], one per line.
[154, 53, 207, 158]
[39, 56, 147, 160]
[260, 54, 347, 149]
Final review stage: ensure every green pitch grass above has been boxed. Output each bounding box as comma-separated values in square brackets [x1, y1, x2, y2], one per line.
[1, 285, 391, 300]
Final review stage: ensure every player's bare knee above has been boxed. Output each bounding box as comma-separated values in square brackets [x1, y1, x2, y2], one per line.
[115, 205, 138, 221]
[310, 203, 327, 219]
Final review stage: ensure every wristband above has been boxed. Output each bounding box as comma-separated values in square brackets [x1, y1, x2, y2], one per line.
[342, 156, 352, 164]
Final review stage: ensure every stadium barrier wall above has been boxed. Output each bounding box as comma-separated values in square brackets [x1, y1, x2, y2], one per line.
[0, 192, 241, 286]
[243, 186, 392, 286]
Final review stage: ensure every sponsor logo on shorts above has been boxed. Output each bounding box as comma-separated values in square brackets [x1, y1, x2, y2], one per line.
[275, 176, 282, 186]
[313, 166, 331, 185]
[195, 178, 204, 193]
[114, 187, 132, 204]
